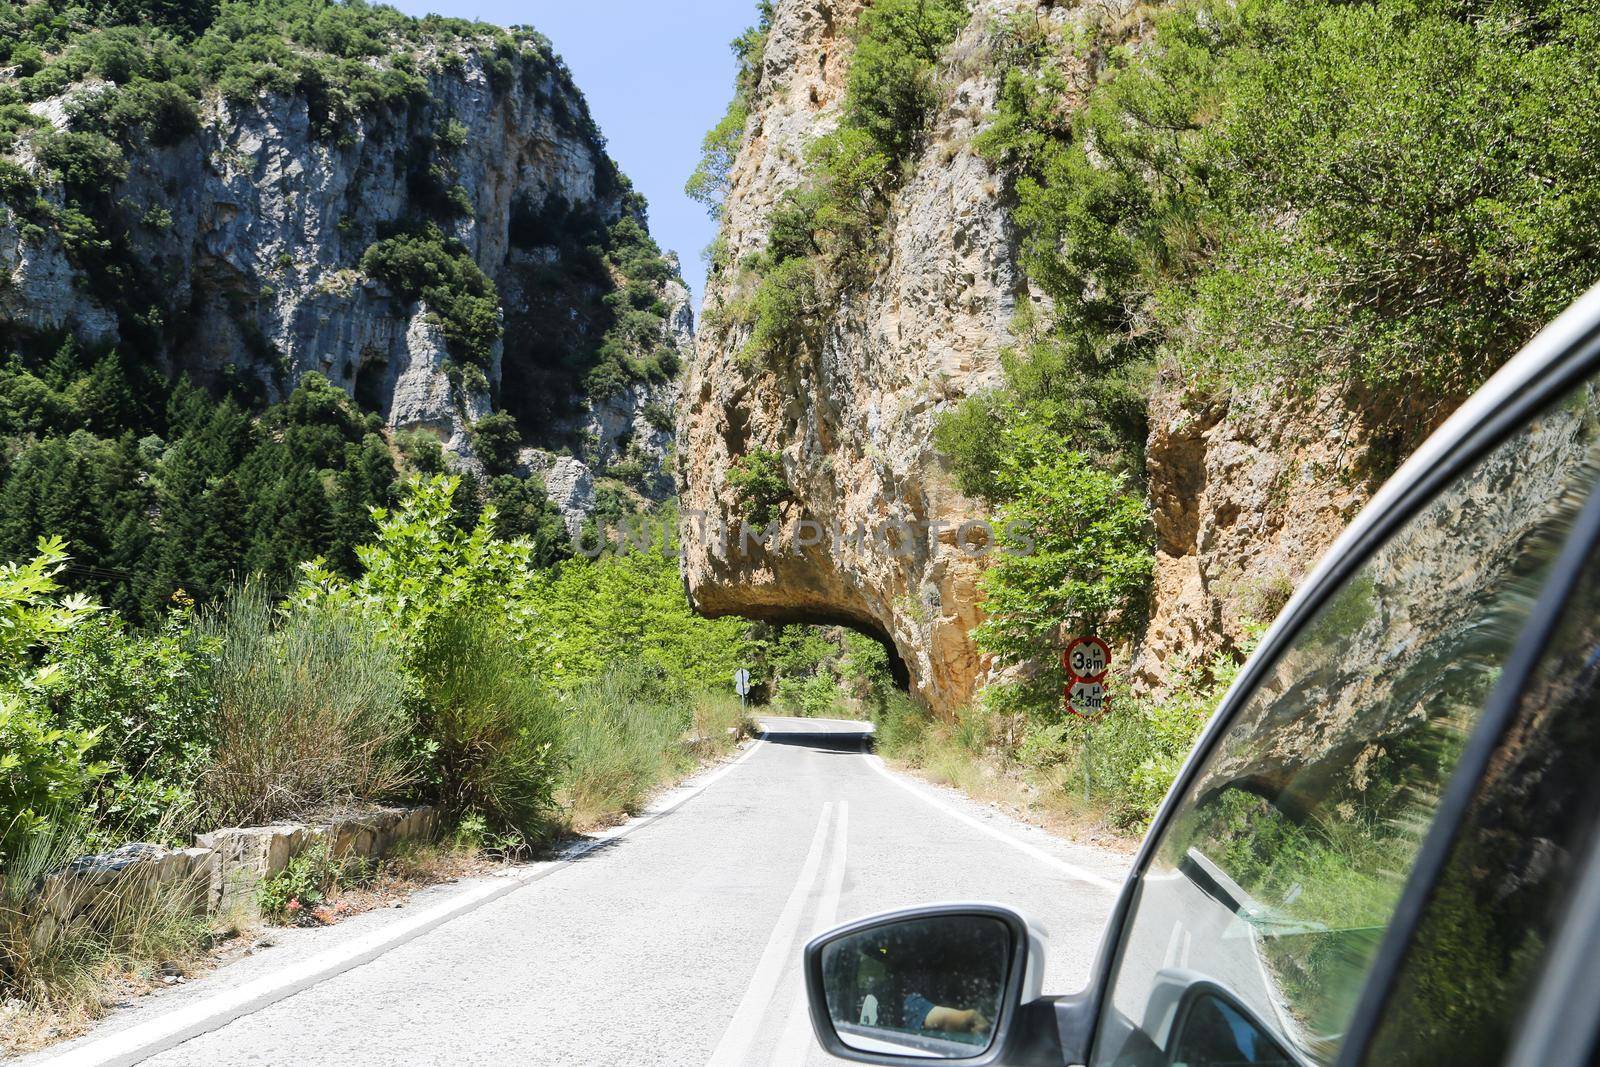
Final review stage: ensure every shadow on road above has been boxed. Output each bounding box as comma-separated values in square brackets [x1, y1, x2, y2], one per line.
[757, 728, 873, 754]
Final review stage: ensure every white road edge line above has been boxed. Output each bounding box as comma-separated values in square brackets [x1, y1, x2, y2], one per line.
[861, 750, 1119, 892]
[41, 736, 769, 1067]
[770, 801, 849, 1067]
[705, 801, 835, 1067]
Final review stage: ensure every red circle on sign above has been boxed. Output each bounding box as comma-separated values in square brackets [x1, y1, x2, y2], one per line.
[1062, 682, 1110, 720]
[1062, 635, 1111, 683]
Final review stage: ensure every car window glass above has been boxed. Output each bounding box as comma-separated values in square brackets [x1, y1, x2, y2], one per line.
[1090, 376, 1600, 1067]
[1362, 484, 1600, 1066]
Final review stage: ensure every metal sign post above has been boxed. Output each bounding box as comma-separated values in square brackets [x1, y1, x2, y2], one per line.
[733, 667, 751, 710]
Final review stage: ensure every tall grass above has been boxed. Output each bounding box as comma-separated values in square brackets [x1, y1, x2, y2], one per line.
[559, 663, 750, 828]
[411, 610, 564, 841]
[198, 585, 412, 827]
[0, 814, 208, 1055]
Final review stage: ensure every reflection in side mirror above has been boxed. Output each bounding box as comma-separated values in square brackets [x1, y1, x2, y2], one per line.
[805, 905, 1031, 1064]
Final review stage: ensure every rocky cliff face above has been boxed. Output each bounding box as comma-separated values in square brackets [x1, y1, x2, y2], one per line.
[680, 0, 1389, 713]
[680, 0, 1026, 711]
[1, 32, 685, 529]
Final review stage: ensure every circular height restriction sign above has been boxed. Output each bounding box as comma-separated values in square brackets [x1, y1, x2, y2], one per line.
[1063, 635, 1111, 683]
[1064, 680, 1107, 720]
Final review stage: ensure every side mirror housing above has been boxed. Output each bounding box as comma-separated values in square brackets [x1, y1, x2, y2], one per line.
[803, 903, 1063, 1066]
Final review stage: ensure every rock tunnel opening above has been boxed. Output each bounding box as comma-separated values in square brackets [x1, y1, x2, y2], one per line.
[744, 605, 911, 691]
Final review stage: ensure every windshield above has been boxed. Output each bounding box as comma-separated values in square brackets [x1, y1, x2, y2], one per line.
[1092, 376, 1600, 1067]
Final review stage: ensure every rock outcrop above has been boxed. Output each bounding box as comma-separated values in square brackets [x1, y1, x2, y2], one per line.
[680, 0, 1392, 713]
[680, 0, 1026, 711]
[1, 35, 683, 512]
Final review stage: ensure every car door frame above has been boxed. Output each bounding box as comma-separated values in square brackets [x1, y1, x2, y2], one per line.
[1046, 283, 1600, 1067]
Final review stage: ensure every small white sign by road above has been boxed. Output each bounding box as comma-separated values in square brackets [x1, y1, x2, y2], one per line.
[733, 668, 751, 697]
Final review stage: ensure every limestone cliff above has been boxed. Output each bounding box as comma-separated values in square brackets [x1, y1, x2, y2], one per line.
[0, 28, 685, 529]
[680, 0, 1391, 713]
[680, 0, 1024, 711]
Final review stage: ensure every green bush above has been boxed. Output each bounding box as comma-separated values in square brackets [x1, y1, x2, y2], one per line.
[843, 0, 969, 166]
[360, 225, 503, 369]
[37, 131, 128, 193]
[0, 539, 104, 863]
[972, 425, 1153, 713]
[776, 671, 842, 717]
[45, 610, 214, 842]
[0, 699, 103, 864]
[469, 412, 522, 476]
[980, 0, 1600, 413]
[1022, 652, 1238, 830]
[726, 447, 789, 527]
[409, 609, 563, 841]
[741, 257, 819, 365]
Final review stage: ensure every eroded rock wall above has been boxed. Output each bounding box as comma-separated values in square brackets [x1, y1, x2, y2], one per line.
[681, 0, 1394, 714]
[680, 0, 1029, 711]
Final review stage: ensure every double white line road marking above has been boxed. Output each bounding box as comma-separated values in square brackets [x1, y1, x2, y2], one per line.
[705, 801, 849, 1067]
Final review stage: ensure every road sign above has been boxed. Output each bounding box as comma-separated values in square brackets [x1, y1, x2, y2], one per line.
[1064, 679, 1107, 720]
[1063, 635, 1111, 683]
[733, 668, 751, 697]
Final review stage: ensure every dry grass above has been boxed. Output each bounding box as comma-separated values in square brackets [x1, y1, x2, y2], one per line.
[0, 820, 213, 1057]
[892, 745, 1140, 854]
[199, 586, 414, 827]
[874, 695, 1140, 852]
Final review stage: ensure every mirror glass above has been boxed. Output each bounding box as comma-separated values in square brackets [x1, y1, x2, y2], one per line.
[820, 913, 1011, 1059]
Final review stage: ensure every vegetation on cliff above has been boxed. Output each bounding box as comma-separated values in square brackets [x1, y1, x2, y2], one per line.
[699, 0, 973, 364]
[936, 0, 1600, 736]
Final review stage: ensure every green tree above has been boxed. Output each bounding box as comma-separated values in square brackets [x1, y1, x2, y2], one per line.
[973, 423, 1153, 712]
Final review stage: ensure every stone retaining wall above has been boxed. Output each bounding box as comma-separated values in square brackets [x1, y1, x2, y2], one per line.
[36, 805, 438, 942]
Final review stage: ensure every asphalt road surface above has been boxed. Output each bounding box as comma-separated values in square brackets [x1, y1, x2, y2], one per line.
[34, 717, 1131, 1067]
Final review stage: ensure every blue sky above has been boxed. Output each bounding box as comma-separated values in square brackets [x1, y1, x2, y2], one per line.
[389, 0, 759, 310]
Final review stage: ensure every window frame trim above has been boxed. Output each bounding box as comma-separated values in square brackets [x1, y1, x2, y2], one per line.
[1070, 284, 1600, 1067]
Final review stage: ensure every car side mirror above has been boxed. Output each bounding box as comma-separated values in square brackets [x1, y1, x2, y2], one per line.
[803, 903, 1060, 1066]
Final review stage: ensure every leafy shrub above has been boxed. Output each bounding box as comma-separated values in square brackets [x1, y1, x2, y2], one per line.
[410, 609, 562, 841]
[525, 525, 752, 692]
[742, 255, 820, 365]
[360, 225, 503, 369]
[102, 80, 199, 145]
[973, 429, 1153, 712]
[37, 131, 128, 193]
[257, 839, 361, 923]
[0, 700, 103, 863]
[726, 447, 789, 527]
[468, 412, 522, 476]
[0, 539, 103, 863]
[45, 610, 213, 842]
[198, 585, 412, 827]
[843, 0, 969, 166]
[776, 671, 841, 717]
[980, 0, 1600, 416]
